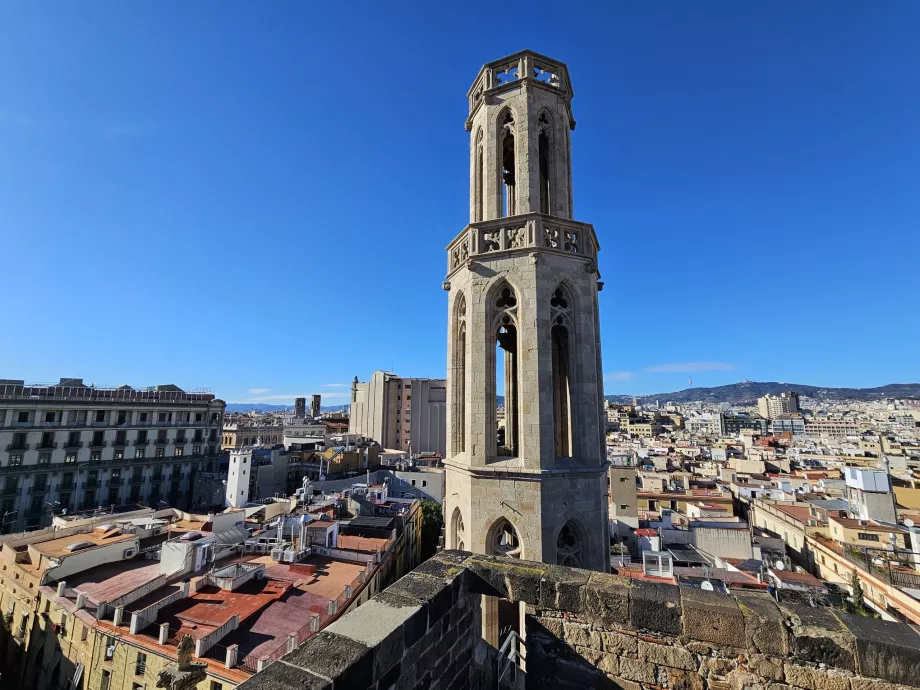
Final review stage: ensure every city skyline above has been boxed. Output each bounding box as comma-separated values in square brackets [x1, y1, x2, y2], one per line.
[2, 2, 919, 402]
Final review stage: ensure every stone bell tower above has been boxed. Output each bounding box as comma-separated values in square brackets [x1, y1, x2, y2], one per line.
[443, 51, 609, 572]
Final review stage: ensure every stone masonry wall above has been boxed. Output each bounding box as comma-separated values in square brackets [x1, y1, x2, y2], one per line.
[239, 551, 920, 690]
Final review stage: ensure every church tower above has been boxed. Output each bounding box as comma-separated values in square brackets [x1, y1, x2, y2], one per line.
[443, 51, 610, 572]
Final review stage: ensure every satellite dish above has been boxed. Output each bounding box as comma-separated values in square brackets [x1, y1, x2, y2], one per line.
[700, 580, 714, 592]
[774, 560, 785, 570]
[904, 519, 915, 528]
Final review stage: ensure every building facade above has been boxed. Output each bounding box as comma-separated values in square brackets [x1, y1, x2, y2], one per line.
[0, 378, 224, 531]
[442, 51, 610, 572]
[348, 371, 446, 457]
[757, 391, 801, 418]
[221, 423, 282, 450]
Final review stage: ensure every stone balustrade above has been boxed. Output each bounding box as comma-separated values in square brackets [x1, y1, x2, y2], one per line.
[236, 551, 920, 690]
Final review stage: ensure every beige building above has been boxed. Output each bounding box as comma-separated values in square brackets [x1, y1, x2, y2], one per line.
[220, 423, 282, 450]
[348, 371, 446, 457]
[443, 51, 610, 575]
[0, 378, 225, 531]
[757, 391, 800, 418]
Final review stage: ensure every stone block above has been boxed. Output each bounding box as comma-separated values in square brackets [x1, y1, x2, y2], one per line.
[617, 657, 658, 684]
[783, 664, 851, 690]
[413, 551, 473, 581]
[780, 603, 857, 672]
[681, 587, 746, 647]
[237, 660, 332, 690]
[539, 565, 590, 614]
[600, 631, 637, 657]
[639, 640, 697, 671]
[629, 580, 682, 636]
[849, 678, 919, 690]
[582, 571, 631, 627]
[564, 621, 602, 649]
[325, 598, 419, 680]
[747, 654, 784, 681]
[605, 676, 642, 690]
[703, 657, 737, 677]
[669, 668, 705, 690]
[283, 631, 374, 689]
[386, 572, 456, 630]
[464, 554, 546, 604]
[734, 590, 789, 656]
[534, 615, 564, 638]
[837, 611, 920, 687]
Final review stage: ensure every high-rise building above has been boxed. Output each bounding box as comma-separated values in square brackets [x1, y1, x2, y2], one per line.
[442, 51, 609, 573]
[310, 394, 321, 419]
[349, 372, 446, 456]
[757, 391, 800, 418]
[295, 397, 307, 418]
[0, 378, 225, 531]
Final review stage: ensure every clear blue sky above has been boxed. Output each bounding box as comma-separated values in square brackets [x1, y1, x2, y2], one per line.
[2, 2, 918, 404]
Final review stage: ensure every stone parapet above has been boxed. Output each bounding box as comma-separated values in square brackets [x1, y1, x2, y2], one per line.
[237, 551, 920, 690]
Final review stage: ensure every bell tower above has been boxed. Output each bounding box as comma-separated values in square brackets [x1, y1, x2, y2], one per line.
[443, 51, 610, 572]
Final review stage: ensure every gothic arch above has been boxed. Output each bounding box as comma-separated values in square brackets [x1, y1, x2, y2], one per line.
[473, 128, 484, 222]
[482, 513, 527, 559]
[451, 507, 466, 551]
[451, 291, 467, 455]
[536, 108, 556, 215]
[486, 279, 521, 458]
[495, 107, 518, 217]
[554, 517, 587, 568]
[550, 282, 576, 457]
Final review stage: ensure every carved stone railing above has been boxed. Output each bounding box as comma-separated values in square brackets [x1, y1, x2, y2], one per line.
[445, 213, 598, 277]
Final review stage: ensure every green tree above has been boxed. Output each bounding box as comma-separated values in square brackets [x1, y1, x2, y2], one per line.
[849, 570, 870, 616]
[419, 500, 444, 561]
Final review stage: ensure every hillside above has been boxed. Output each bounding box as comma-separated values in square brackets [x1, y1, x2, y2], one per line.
[605, 381, 920, 405]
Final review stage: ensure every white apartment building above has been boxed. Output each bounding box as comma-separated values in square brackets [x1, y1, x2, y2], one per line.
[0, 378, 225, 531]
[757, 391, 800, 418]
[349, 371, 446, 457]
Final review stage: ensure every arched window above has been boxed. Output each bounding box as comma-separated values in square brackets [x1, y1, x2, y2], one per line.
[493, 284, 519, 457]
[550, 285, 574, 457]
[538, 111, 552, 214]
[556, 520, 582, 567]
[474, 129, 484, 222]
[499, 110, 516, 217]
[452, 508, 466, 551]
[452, 293, 467, 455]
[489, 518, 521, 558]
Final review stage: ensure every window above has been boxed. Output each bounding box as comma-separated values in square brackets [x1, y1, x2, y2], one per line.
[64, 454, 76, 464]
[101, 670, 111, 690]
[45, 412, 55, 423]
[117, 411, 127, 425]
[550, 286, 573, 457]
[91, 452, 101, 462]
[114, 450, 124, 460]
[158, 413, 167, 423]
[9, 455, 22, 467]
[174, 447, 183, 457]
[132, 683, 144, 690]
[135, 449, 145, 459]
[857, 533, 880, 542]
[196, 413, 203, 422]
[538, 111, 552, 214]
[95, 411, 106, 423]
[193, 446, 201, 456]
[499, 109, 516, 217]
[135, 651, 147, 675]
[17, 411, 28, 423]
[211, 682, 224, 690]
[620, 504, 629, 510]
[139, 412, 148, 423]
[103, 635, 115, 660]
[422, 480, 427, 487]
[411, 480, 416, 486]
[155, 448, 165, 458]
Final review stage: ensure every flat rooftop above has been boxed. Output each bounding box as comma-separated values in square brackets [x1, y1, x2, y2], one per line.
[31, 529, 134, 558]
[63, 559, 163, 605]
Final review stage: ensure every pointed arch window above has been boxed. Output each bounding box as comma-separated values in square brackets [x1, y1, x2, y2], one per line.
[538, 111, 552, 214]
[550, 285, 574, 457]
[556, 520, 582, 567]
[474, 129, 484, 222]
[490, 518, 521, 558]
[452, 508, 466, 551]
[492, 284, 519, 457]
[499, 110, 516, 217]
[451, 293, 467, 455]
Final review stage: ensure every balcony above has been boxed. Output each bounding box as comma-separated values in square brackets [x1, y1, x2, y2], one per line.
[155, 438, 168, 446]
[85, 480, 100, 489]
[37, 441, 58, 450]
[64, 441, 84, 450]
[112, 438, 129, 448]
[5, 444, 29, 452]
[89, 440, 107, 449]
[29, 485, 48, 495]
[130, 476, 144, 485]
[58, 483, 75, 492]
[2, 487, 20, 496]
[133, 438, 149, 446]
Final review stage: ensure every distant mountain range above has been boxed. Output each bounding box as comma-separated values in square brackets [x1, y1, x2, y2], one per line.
[605, 381, 920, 405]
[225, 403, 349, 412]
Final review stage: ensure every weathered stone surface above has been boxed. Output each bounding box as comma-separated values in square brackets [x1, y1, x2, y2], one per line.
[682, 587, 746, 647]
[629, 580, 681, 635]
[582, 571, 631, 627]
[535, 614, 564, 638]
[703, 657, 738, 677]
[540, 565, 590, 613]
[838, 612, 920, 687]
[639, 640, 697, 670]
[781, 603, 857, 672]
[600, 630, 637, 657]
[245, 661, 332, 690]
[464, 554, 547, 605]
[748, 654, 784, 681]
[617, 657, 658, 683]
[726, 669, 770, 690]
[735, 590, 790, 656]
[413, 551, 473, 581]
[325, 598, 421, 679]
[783, 663, 851, 690]
[386, 572, 456, 629]
[563, 621, 602, 649]
[605, 676, 642, 690]
[849, 678, 919, 690]
[283, 632, 374, 689]
[669, 668, 705, 690]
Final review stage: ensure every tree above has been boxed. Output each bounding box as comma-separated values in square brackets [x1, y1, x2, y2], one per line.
[849, 570, 870, 616]
[419, 500, 444, 561]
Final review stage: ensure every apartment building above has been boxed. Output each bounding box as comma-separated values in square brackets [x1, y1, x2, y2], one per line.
[757, 391, 800, 418]
[804, 418, 859, 439]
[0, 379, 225, 532]
[221, 423, 283, 450]
[348, 371, 446, 457]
